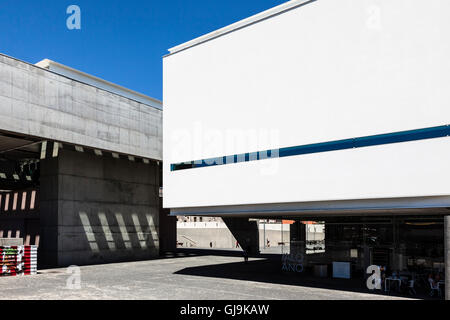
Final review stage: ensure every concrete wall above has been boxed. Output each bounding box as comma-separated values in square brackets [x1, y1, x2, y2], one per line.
[39, 148, 161, 267]
[177, 222, 289, 249]
[178, 227, 237, 249]
[259, 229, 289, 248]
[0, 238, 23, 246]
[36, 59, 162, 111]
[0, 53, 161, 160]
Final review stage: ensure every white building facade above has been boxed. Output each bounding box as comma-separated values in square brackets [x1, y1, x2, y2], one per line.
[163, 0, 450, 298]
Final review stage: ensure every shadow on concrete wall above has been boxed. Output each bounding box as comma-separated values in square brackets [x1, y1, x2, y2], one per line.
[67, 210, 160, 266]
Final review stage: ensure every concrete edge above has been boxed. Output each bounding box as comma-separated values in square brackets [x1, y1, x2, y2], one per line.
[0, 52, 162, 110]
[35, 59, 163, 109]
[169, 196, 450, 217]
[166, 0, 316, 56]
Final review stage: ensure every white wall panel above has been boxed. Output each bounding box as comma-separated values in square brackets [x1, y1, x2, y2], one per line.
[163, 0, 450, 208]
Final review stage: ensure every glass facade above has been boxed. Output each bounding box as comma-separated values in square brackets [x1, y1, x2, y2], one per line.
[289, 215, 446, 297]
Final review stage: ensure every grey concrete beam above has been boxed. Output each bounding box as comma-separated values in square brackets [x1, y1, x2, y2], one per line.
[171, 197, 450, 218]
[0, 53, 162, 160]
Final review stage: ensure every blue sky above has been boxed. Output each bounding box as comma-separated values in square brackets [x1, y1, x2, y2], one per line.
[0, 0, 287, 100]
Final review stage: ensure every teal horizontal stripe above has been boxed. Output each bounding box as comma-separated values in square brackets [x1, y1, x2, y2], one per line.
[171, 125, 450, 171]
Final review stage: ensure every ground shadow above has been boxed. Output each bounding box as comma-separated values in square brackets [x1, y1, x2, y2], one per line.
[173, 248, 438, 300]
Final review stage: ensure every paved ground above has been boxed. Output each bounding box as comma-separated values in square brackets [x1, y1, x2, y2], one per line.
[0, 251, 415, 300]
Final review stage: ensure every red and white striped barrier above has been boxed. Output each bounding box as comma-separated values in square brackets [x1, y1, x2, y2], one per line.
[0, 246, 37, 276]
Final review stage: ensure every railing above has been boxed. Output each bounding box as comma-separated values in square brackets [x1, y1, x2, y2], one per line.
[178, 235, 198, 247]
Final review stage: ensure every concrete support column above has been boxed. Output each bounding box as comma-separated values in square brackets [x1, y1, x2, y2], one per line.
[445, 216, 450, 300]
[39, 148, 162, 267]
[159, 207, 176, 254]
[290, 221, 307, 264]
[222, 217, 259, 256]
